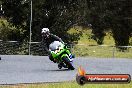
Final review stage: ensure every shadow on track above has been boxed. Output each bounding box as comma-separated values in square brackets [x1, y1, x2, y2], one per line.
[45, 69, 76, 72]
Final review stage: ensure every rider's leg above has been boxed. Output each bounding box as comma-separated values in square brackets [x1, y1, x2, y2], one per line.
[49, 54, 56, 63]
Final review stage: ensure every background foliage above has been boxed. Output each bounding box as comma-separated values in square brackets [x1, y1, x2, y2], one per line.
[0, 0, 132, 47]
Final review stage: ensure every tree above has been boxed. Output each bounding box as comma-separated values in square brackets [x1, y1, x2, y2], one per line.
[108, 0, 132, 47]
[85, 0, 108, 45]
[1, 0, 30, 41]
[85, 0, 132, 47]
[0, 19, 25, 41]
[1, 0, 83, 43]
[1, 0, 132, 47]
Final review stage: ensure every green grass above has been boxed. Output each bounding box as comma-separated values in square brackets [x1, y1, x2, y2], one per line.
[71, 45, 132, 58]
[68, 27, 115, 46]
[68, 27, 132, 58]
[0, 82, 132, 88]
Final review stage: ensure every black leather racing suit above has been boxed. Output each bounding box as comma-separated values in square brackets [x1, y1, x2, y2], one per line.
[41, 33, 64, 62]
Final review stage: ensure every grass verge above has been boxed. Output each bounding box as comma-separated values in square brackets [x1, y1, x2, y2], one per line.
[0, 81, 132, 88]
[69, 28, 132, 58]
[72, 45, 132, 58]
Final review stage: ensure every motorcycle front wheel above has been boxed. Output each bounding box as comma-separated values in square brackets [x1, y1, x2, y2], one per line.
[62, 57, 75, 70]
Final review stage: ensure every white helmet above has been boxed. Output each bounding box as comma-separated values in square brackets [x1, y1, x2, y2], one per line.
[41, 28, 49, 34]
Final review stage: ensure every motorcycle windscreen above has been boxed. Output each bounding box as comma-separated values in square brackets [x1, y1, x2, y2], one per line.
[49, 41, 63, 51]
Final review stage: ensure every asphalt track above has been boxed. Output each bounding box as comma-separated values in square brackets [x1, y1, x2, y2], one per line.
[0, 55, 132, 84]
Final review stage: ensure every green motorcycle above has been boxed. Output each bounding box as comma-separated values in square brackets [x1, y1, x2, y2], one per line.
[49, 41, 75, 70]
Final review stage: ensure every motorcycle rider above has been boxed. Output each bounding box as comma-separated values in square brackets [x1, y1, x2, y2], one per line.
[41, 28, 64, 63]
